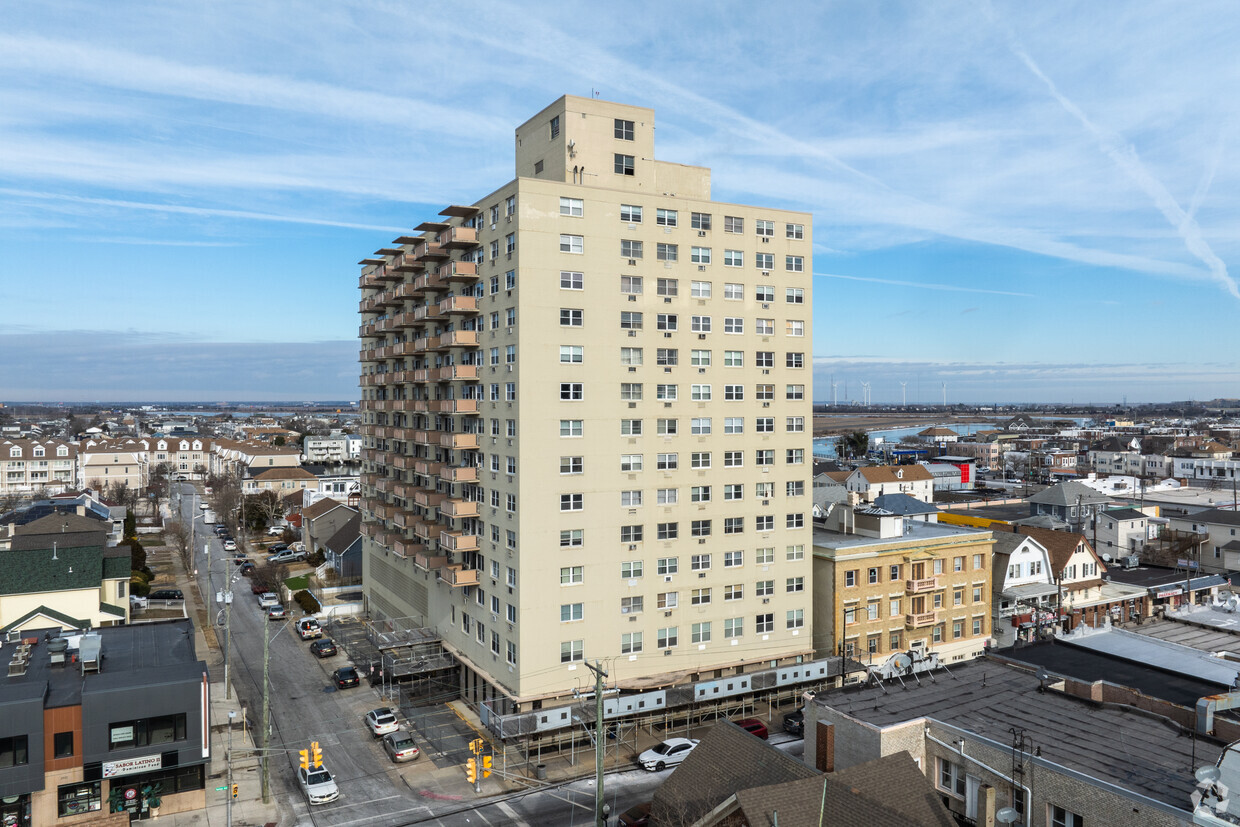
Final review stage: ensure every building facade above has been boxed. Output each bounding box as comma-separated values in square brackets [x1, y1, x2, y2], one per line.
[1, 440, 78, 495]
[359, 96, 814, 710]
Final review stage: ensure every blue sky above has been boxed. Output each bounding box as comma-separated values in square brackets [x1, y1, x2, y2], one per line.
[3, 1, 1239, 403]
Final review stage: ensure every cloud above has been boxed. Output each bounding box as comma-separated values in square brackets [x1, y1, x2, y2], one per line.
[816, 272, 1034, 298]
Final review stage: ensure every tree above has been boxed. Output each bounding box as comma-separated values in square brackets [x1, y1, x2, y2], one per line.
[165, 520, 193, 574]
[273, 435, 286, 447]
[835, 430, 870, 460]
[244, 489, 285, 532]
[206, 473, 241, 532]
[148, 462, 174, 521]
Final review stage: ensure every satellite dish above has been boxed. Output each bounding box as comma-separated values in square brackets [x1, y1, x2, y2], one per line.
[893, 653, 913, 672]
[1101, 553, 1112, 563]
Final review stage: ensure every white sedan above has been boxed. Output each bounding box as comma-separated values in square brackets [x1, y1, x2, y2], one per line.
[637, 737, 699, 771]
[363, 707, 400, 738]
[297, 765, 339, 805]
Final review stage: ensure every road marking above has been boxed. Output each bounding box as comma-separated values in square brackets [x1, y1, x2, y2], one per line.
[495, 800, 531, 827]
[325, 801, 432, 826]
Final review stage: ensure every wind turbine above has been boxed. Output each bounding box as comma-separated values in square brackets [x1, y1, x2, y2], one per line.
[900, 381, 907, 408]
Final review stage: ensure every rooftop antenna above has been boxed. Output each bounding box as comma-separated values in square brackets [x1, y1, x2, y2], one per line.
[52, 542, 58, 561]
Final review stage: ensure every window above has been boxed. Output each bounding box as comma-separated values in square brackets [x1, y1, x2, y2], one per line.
[622, 632, 643, 653]
[724, 250, 743, 268]
[560, 419, 583, 437]
[723, 317, 744, 334]
[620, 383, 643, 401]
[973, 617, 984, 636]
[657, 488, 678, 505]
[755, 547, 774, 564]
[560, 493, 583, 511]
[755, 252, 774, 270]
[57, 781, 101, 817]
[620, 418, 643, 435]
[724, 417, 744, 434]
[615, 118, 634, 140]
[691, 622, 711, 643]
[560, 382, 583, 401]
[53, 730, 74, 758]
[786, 352, 804, 368]
[560, 529, 583, 547]
[690, 519, 712, 537]
[657, 277, 679, 296]
[755, 219, 774, 237]
[507, 641, 517, 665]
[620, 311, 642, 329]
[657, 242, 678, 261]
[690, 315, 712, 334]
[724, 350, 743, 367]
[560, 567, 584, 586]
[561, 640, 584, 662]
[723, 450, 743, 468]
[660, 594, 679, 611]
[656, 208, 678, 227]
[724, 215, 744, 234]
[0, 735, 28, 768]
[619, 347, 643, 367]
[723, 617, 743, 638]
[550, 115, 560, 138]
[754, 285, 775, 303]
[691, 418, 711, 435]
[561, 308, 583, 326]
[756, 417, 774, 433]
[620, 204, 643, 223]
[506, 233, 516, 254]
[723, 550, 744, 568]
[755, 449, 774, 466]
[724, 483, 743, 501]
[937, 758, 966, 797]
[657, 557, 678, 575]
[755, 318, 775, 336]
[724, 516, 744, 534]
[691, 588, 711, 606]
[657, 419, 678, 436]
[621, 239, 643, 258]
[657, 627, 678, 648]
[657, 452, 678, 470]
[506, 343, 517, 363]
[785, 255, 804, 273]
[786, 223, 804, 239]
[786, 384, 805, 401]
[691, 384, 711, 401]
[691, 349, 712, 366]
[560, 345, 583, 363]
[620, 454, 644, 472]
[785, 287, 804, 304]
[560, 197, 584, 217]
[973, 553, 984, 570]
[756, 613, 774, 633]
[755, 515, 773, 532]
[615, 153, 635, 175]
[786, 448, 805, 465]
[622, 560, 644, 579]
[691, 246, 712, 264]
[620, 520, 643, 538]
[560, 270, 583, 289]
[656, 348, 677, 366]
[621, 275, 643, 295]
[691, 280, 712, 298]
[786, 416, 804, 433]
[690, 452, 711, 469]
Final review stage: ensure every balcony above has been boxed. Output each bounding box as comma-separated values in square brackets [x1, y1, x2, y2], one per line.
[414, 460, 444, 477]
[393, 311, 420, 328]
[415, 551, 449, 570]
[441, 465, 478, 483]
[412, 304, 443, 322]
[371, 502, 395, 521]
[393, 482, 418, 499]
[439, 432, 478, 450]
[440, 530, 479, 553]
[441, 498, 478, 519]
[428, 398, 478, 414]
[413, 242, 448, 262]
[412, 490, 445, 509]
[391, 455, 417, 470]
[437, 295, 478, 316]
[393, 538, 423, 558]
[393, 253, 423, 272]
[435, 364, 479, 382]
[439, 565, 480, 588]
[438, 330, 479, 348]
[393, 508, 423, 529]
[906, 576, 940, 595]
[438, 259, 479, 280]
[905, 611, 941, 629]
[376, 265, 401, 282]
[438, 227, 479, 249]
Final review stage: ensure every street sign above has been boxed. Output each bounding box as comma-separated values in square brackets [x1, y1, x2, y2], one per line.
[214, 786, 227, 791]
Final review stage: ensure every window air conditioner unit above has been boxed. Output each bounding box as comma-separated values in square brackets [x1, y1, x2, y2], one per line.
[697, 265, 706, 272]
[628, 295, 636, 302]
[628, 330, 637, 337]
[664, 297, 672, 303]
[762, 237, 769, 243]
[628, 366, 637, 372]
[664, 649, 672, 655]
[664, 611, 673, 617]
[628, 259, 637, 266]
[698, 231, 706, 237]
[664, 575, 673, 582]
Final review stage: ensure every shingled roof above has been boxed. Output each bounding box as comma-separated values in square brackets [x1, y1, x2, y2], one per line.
[855, 465, 933, 484]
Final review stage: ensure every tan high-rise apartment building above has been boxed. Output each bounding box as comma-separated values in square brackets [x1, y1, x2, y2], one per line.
[359, 96, 813, 712]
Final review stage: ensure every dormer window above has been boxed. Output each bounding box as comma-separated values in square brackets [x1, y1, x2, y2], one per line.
[33, 447, 44, 457]
[896, 469, 903, 479]
[9, 447, 19, 458]
[57, 446, 68, 456]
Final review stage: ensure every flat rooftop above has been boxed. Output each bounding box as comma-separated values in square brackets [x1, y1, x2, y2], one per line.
[813, 519, 989, 551]
[1106, 565, 1230, 590]
[941, 503, 1030, 522]
[816, 658, 1219, 810]
[1133, 609, 1240, 645]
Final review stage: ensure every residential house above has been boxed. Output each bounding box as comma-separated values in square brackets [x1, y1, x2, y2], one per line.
[321, 514, 362, 583]
[78, 439, 146, 493]
[0, 529, 131, 634]
[844, 464, 934, 504]
[870, 493, 939, 523]
[207, 439, 301, 479]
[813, 505, 994, 663]
[650, 719, 952, 827]
[917, 426, 959, 444]
[1026, 480, 1113, 531]
[300, 498, 357, 560]
[1093, 506, 1148, 556]
[1166, 508, 1240, 571]
[0, 440, 78, 496]
[243, 466, 318, 495]
[990, 531, 1056, 646]
[950, 440, 1001, 469]
[302, 435, 353, 465]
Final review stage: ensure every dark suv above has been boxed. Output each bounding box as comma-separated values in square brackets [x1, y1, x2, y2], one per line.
[782, 709, 804, 737]
[148, 589, 184, 601]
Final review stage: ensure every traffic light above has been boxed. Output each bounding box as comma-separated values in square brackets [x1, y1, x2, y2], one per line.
[311, 741, 323, 768]
[482, 754, 492, 779]
[231, 784, 238, 800]
[298, 749, 309, 770]
[466, 757, 478, 784]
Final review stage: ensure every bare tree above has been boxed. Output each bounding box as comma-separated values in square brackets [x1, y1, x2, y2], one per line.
[165, 519, 193, 574]
[148, 462, 174, 520]
[245, 490, 285, 533]
[206, 473, 241, 532]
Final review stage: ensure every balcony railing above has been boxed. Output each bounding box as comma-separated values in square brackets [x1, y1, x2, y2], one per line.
[906, 576, 940, 594]
[441, 498, 479, 519]
[439, 565, 480, 587]
[415, 551, 449, 570]
[905, 611, 940, 629]
[440, 530, 479, 552]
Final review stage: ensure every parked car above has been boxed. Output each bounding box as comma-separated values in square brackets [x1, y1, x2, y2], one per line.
[735, 717, 769, 740]
[267, 543, 289, 553]
[129, 595, 148, 610]
[199, 502, 209, 510]
[310, 639, 338, 658]
[618, 802, 652, 827]
[364, 707, 400, 738]
[296, 765, 339, 805]
[266, 605, 286, 621]
[232, 554, 248, 566]
[382, 731, 420, 763]
[297, 619, 322, 640]
[267, 549, 306, 565]
[637, 738, 699, 771]
[250, 580, 268, 594]
[267, 525, 285, 536]
[213, 526, 229, 537]
[148, 589, 184, 601]
[257, 592, 280, 609]
[782, 709, 804, 737]
[239, 561, 256, 576]
[332, 667, 360, 689]
[223, 539, 237, 552]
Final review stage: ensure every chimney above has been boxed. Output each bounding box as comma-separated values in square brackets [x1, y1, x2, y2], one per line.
[980, 784, 997, 826]
[815, 720, 835, 773]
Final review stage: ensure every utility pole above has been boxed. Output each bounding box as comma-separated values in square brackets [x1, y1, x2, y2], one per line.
[226, 710, 236, 827]
[585, 660, 609, 827]
[261, 617, 270, 803]
[224, 572, 234, 700]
